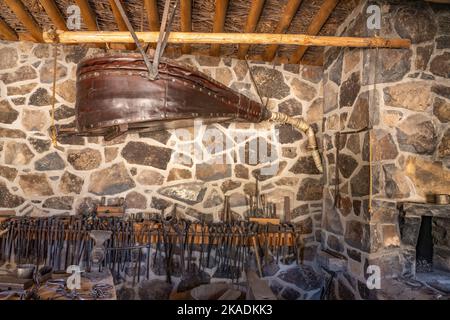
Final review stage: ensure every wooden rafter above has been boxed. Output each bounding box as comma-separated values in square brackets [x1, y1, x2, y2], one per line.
[38, 0, 68, 31]
[0, 16, 19, 41]
[290, 0, 338, 64]
[109, 0, 128, 31]
[237, 0, 265, 59]
[180, 0, 192, 54]
[210, 0, 229, 56]
[18, 33, 38, 42]
[4, 0, 43, 42]
[74, 0, 106, 48]
[143, 0, 160, 50]
[263, 0, 303, 61]
[45, 31, 411, 49]
[144, 0, 160, 31]
[108, 0, 135, 50]
[74, 0, 98, 31]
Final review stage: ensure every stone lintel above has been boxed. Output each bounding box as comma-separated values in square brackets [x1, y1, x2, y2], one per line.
[400, 202, 450, 218]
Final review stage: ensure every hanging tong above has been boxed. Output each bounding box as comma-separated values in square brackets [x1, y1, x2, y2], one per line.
[222, 196, 231, 223]
[112, 0, 153, 78]
[150, 0, 179, 79]
[112, 0, 179, 80]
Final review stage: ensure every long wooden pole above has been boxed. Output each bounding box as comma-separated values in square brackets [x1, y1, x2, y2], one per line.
[4, 0, 43, 42]
[38, 0, 68, 31]
[44, 31, 411, 49]
[290, 0, 338, 64]
[237, 0, 265, 59]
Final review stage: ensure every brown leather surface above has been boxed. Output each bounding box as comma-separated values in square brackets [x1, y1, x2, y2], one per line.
[75, 54, 268, 138]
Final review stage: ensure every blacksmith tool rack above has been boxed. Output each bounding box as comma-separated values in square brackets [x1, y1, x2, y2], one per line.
[246, 177, 288, 225]
[0, 215, 300, 284]
[96, 197, 125, 218]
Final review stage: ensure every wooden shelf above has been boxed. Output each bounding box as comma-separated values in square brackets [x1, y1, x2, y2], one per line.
[249, 217, 280, 225]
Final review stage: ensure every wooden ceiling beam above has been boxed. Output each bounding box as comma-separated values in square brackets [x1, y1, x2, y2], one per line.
[144, 0, 160, 31]
[0, 16, 19, 41]
[210, 0, 229, 56]
[45, 31, 412, 50]
[74, 0, 98, 31]
[38, 0, 68, 31]
[237, 0, 265, 59]
[108, 0, 136, 50]
[18, 32, 39, 42]
[143, 0, 160, 50]
[74, 0, 106, 48]
[109, 0, 128, 31]
[4, 0, 43, 42]
[290, 0, 338, 64]
[263, 0, 303, 61]
[180, 0, 192, 54]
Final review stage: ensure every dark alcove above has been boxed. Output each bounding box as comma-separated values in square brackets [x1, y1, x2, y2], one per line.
[416, 216, 434, 273]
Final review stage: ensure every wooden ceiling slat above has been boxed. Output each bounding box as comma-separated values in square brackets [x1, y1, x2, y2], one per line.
[143, 0, 159, 50]
[18, 33, 36, 42]
[74, 0, 106, 48]
[0, 16, 19, 41]
[290, 0, 338, 64]
[38, 0, 68, 31]
[180, 0, 192, 54]
[263, 0, 303, 62]
[108, 0, 136, 50]
[109, 0, 128, 31]
[74, 0, 98, 31]
[237, 0, 265, 59]
[4, 0, 43, 42]
[210, 0, 229, 56]
[144, 0, 160, 31]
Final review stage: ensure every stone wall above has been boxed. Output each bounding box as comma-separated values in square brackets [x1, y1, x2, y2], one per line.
[0, 41, 324, 298]
[321, 0, 450, 299]
[3, 1, 447, 300]
[321, 0, 373, 299]
[367, 0, 450, 291]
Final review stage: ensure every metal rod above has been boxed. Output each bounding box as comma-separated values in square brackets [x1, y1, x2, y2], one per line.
[112, 0, 153, 79]
[150, 0, 179, 79]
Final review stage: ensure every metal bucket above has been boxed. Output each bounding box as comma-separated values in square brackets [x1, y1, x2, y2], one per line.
[16, 264, 36, 279]
[436, 194, 449, 205]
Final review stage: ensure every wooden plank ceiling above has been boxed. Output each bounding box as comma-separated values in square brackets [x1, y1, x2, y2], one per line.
[0, 0, 359, 65]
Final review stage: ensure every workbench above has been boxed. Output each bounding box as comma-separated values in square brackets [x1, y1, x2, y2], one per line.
[0, 217, 299, 279]
[132, 221, 296, 246]
[0, 218, 297, 246]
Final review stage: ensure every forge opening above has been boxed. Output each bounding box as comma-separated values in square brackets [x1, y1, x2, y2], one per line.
[416, 216, 433, 273]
